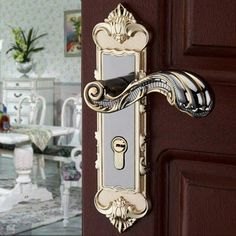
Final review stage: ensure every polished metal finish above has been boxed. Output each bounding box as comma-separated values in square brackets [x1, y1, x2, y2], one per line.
[88, 3, 150, 233]
[92, 4, 149, 50]
[84, 70, 213, 117]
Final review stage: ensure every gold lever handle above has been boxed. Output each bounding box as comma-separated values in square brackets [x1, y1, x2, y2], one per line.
[84, 70, 213, 117]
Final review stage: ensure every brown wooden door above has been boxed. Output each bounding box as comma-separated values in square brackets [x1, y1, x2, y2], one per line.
[82, 0, 236, 235]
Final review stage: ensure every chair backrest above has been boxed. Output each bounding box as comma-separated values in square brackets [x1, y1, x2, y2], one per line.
[71, 147, 82, 170]
[58, 95, 82, 147]
[71, 147, 82, 187]
[17, 93, 46, 125]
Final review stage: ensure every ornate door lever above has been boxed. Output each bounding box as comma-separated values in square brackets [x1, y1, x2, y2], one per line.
[84, 70, 213, 117]
[83, 3, 214, 233]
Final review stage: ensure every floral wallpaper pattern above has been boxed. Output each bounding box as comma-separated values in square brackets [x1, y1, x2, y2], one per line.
[0, 0, 81, 83]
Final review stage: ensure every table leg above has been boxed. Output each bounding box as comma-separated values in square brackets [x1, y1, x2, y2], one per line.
[14, 144, 33, 184]
[0, 144, 53, 212]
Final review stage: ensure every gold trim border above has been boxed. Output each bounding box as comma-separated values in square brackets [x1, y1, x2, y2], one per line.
[90, 4, 150, 233]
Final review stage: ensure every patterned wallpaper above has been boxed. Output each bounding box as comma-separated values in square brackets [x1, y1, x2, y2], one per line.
[0, 0, 81, 83]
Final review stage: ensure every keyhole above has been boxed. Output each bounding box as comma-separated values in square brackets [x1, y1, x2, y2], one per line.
[111, 136, 128, 170]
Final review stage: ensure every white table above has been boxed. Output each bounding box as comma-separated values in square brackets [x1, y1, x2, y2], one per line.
[0, 125, 74, 212]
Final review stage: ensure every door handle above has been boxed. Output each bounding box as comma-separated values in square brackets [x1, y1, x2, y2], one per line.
[84, 70, 213, 117]
[84, 4, 213, 233]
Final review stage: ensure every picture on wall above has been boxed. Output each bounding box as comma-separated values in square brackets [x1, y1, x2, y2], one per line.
[64, 10, 81, 57]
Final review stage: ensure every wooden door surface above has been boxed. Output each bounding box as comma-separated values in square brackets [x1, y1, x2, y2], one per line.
[82, 0, 236, 235]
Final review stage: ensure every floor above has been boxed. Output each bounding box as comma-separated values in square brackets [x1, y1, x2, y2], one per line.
[17, 215, 82, 235]
[0, 157, 82, 236]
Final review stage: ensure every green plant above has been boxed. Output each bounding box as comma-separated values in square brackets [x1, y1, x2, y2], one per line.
[6, 27, 47, 63]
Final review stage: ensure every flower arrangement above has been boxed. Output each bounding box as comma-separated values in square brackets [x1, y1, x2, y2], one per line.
[70, 16, 81, 37]
[6, 27, 47, 63]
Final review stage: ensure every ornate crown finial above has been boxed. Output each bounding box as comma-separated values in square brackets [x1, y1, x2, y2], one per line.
[106, 197, 136, 233]
[104, 4, 136, 44]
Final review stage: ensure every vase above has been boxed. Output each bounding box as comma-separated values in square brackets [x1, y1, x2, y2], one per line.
[16, 61, 33, 78]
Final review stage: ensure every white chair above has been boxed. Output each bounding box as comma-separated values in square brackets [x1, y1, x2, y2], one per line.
[34, 95, 82, 226]
[61, 147, 82, 226]
[16, 93, 46, 125]
[53, 95, 82, 226]
[39, 95, 82, 165]
[0, 93, 47, 179]
[58, 95, 82, 148]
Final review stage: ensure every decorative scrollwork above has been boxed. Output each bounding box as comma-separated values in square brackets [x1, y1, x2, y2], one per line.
[94, 131, 100, 169]
[92, 3, 149, 50]
[140, 135, 146, 152]
[105, 4, 136, 44]
[106, 197, 136, 233]
[140, 157, 148, 175]
[84, 70, 213, 118]
[94, 193, 149, 233]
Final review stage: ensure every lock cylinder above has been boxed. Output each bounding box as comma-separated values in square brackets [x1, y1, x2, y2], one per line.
[111, 136, 128, 170]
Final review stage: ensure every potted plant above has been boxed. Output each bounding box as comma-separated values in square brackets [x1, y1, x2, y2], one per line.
[6, 27, 47, 77]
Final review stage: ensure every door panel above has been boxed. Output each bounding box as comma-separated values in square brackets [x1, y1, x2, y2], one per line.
[161, 150, 236, 236]
[82, 0, 236, 235]
[171, 0, 236, 77]
[183, 0, 236, 56]
[151, 83, 236, 155]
